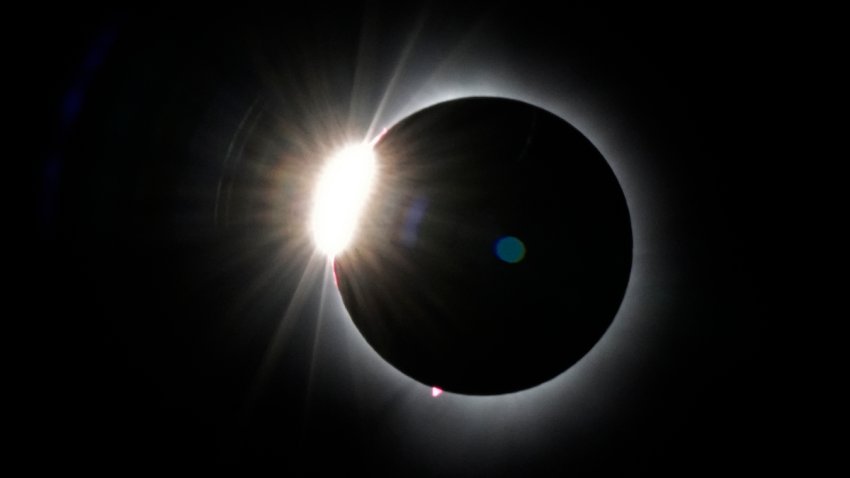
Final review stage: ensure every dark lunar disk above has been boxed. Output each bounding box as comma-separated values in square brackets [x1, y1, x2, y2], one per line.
[334, 97, 632, 395]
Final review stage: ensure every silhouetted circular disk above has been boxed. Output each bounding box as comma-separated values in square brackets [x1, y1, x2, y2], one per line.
[334, 97, 632, 395]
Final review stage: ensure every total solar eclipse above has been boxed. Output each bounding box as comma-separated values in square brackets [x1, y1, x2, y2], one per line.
[34, 5, 771, 473]
[320, 97, 632, 395]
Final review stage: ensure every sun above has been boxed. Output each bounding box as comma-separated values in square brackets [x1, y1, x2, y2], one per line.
[310, 143, 377, 257]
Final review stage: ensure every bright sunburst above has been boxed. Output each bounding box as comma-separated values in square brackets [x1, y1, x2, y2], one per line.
[310, 143, 377, 256]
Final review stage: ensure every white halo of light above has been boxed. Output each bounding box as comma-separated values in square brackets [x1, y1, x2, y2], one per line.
[271, 11, 694, 474]
[310, 143, 377, 257]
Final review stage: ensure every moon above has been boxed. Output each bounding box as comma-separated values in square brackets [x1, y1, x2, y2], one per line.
[333, 97, 633, 395]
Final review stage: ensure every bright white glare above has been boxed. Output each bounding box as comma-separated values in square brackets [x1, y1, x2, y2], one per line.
[310, 143, 377, 256]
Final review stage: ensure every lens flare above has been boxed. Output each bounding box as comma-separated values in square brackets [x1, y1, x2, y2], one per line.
[494, 236, 526, 264]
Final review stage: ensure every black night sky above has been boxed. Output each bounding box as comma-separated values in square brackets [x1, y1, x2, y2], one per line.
[25, 3, 819, 475]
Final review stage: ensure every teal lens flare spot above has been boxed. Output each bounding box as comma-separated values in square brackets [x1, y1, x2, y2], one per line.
[494, 236, 526, 264]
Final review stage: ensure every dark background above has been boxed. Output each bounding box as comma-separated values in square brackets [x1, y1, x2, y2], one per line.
[24, 2, 822, 475]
